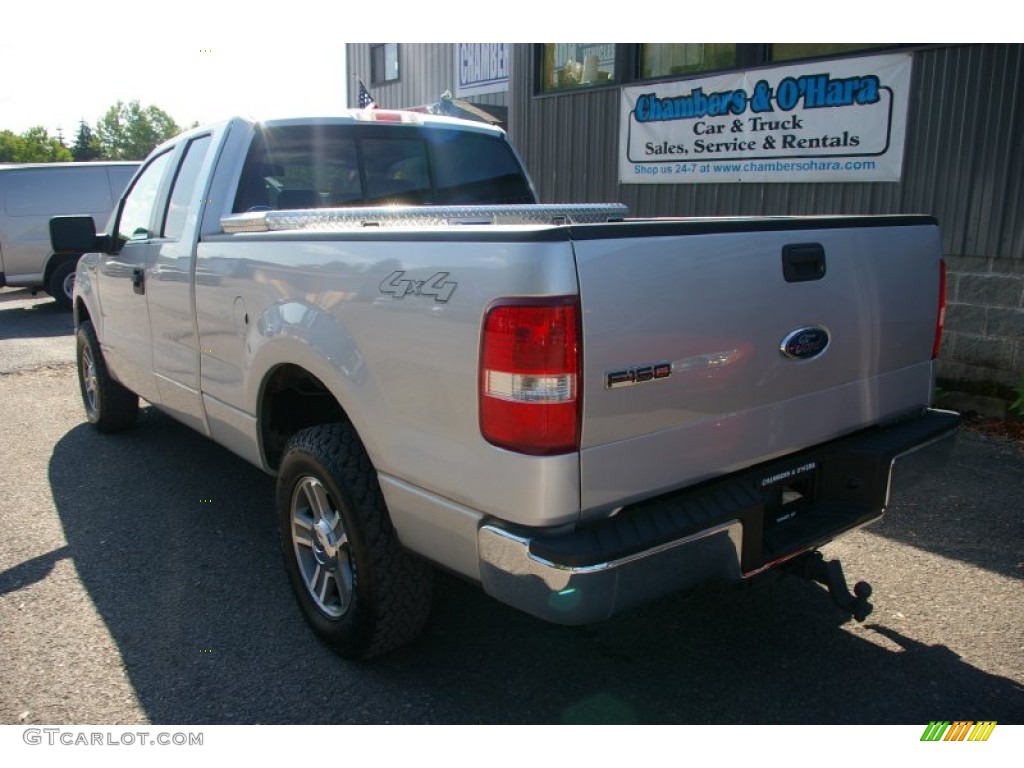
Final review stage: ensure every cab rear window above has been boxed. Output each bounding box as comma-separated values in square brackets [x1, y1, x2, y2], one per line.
[232, 123, 534, 213]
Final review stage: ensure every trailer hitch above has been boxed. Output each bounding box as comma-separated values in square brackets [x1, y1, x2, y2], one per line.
[789, 551, 873, 621]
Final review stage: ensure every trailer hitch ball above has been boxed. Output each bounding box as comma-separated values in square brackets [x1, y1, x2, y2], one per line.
[851, 581, 873, 621]
[792, 552, 874, 622]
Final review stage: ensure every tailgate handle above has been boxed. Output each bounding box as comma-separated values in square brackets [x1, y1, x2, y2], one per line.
[782, 243, 826, 283]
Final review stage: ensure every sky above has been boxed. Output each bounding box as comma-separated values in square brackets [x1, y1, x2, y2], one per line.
[1, 3, 351, 137]
[0, 3, 998, 140]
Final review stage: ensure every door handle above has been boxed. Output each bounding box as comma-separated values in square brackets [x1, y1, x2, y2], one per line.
[132, 266, 145, 295]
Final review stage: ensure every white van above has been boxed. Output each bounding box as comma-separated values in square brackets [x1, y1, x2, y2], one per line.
[0, 161, 139, 308]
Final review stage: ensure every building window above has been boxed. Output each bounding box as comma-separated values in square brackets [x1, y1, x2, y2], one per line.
[540, 43, 617, 92]
[534, 43, 909, 96]
[639, 44, 737, 79]
[768, 44, 887, 62]
[371, 43, 399, 84]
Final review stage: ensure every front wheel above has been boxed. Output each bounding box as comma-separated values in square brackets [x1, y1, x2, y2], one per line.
[276, 423, 433, 659]
[76, 320, 139, 431]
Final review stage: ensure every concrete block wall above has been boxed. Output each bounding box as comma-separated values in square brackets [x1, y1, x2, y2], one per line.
[939, 256, 1024, 411]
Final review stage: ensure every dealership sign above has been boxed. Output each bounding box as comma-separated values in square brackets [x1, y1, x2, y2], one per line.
[456, 44, 510, 98]
[620, 53, 912, 183]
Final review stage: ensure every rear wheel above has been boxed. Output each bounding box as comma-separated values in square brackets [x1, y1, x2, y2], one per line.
[76, 320, 139, 431]
[48, 259, 77, 311]
[276, 423, 433, 659]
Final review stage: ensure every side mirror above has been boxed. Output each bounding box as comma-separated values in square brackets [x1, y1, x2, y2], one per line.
[50, 215, 108, 254]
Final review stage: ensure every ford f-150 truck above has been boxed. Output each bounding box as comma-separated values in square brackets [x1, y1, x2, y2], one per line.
[51, 111, 959, 659]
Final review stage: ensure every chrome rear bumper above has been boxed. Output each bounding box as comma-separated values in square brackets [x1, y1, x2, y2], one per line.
[479, 521, 743, 624]
[477, 408, 959, 625]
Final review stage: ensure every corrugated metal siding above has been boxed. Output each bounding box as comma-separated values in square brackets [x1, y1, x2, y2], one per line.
[509, 43, 1023, 261]
[346, 44, 509, 111]
[902, 45, 1024, 260]
[518, 88, 621, 202]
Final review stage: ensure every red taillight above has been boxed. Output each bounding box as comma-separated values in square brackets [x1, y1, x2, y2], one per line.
[932, 259, 946, 360]
[480, 298, 581, 455]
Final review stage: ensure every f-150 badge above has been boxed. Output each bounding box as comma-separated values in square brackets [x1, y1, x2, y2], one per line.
[379, 271, 457, 303]
[605, 362, 672, 389]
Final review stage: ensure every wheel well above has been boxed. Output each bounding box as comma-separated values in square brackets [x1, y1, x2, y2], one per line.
[260, 365, 349, 471]
[75, 297, 92, 329]
[44, 252, 77, 285]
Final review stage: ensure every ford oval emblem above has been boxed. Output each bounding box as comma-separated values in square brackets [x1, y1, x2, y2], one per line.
[780, 326, 830, 361]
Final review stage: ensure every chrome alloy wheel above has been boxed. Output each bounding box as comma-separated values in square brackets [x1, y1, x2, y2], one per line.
[290, 476, 355, 618]
[80, 342, 99, 416]
[62, 270, 76, 303]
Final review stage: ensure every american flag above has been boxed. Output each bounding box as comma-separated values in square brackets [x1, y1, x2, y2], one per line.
[358, 80, 376, 109]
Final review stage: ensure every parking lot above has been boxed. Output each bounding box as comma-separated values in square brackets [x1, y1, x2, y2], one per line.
[1, 285, 1022, 725]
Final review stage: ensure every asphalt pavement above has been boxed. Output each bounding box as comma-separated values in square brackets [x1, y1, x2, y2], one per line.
[1, 286, 1022, 725]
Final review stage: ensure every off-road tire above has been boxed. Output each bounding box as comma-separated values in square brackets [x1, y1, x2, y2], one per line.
[276, 423, 433, 659]
[76, 320, 139, 432]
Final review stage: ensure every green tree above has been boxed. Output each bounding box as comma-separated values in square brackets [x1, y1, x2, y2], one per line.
[0, 130, 21, 162]
[0, 126, 72, 162]
[71, 120, 102, 161]
[96, 100, 181, 160]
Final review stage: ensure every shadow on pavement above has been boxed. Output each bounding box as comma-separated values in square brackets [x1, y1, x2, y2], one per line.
[0, 289, 73, 340]
[873, 431, 1024, 579]
[0, 546, 71, 597]
[47, 408, 1024, 725]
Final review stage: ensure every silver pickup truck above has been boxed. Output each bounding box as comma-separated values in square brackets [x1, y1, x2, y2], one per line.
[51, 111, 959, 659]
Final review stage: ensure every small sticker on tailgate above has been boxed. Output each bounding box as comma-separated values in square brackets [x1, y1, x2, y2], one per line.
[758, 461, 817, 489]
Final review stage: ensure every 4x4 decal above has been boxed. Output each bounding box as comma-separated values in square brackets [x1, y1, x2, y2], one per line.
[379, 271, 457, 303]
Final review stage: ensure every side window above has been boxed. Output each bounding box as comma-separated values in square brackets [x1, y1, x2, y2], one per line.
[540, 43, 618, 92]
[107, 166, 139, 199]
[3, 169, 111, 216]
[163, 135, 213, 240]
[117, 151, 172, 243]
[370, 43, 399, 84]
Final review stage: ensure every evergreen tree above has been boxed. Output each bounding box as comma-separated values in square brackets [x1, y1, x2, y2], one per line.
[72, 120, 102, 161]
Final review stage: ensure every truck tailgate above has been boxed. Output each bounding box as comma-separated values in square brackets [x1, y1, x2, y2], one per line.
[572, 216, 942, 516]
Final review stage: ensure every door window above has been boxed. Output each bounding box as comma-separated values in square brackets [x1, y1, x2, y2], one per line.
[117, 151, 172, 244]
[163, 135, 213, 240]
